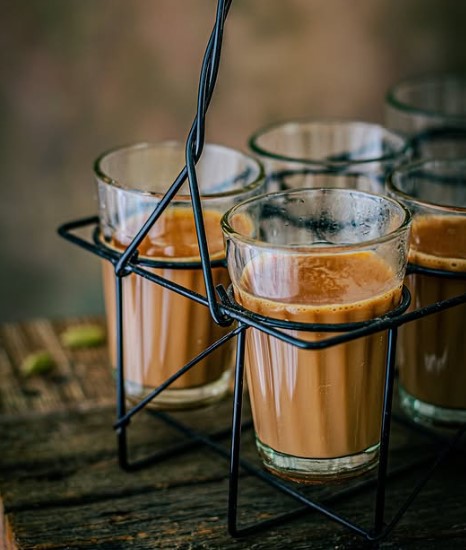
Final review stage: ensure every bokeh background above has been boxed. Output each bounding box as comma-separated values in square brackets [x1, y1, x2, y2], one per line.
[2, 0, 466, 322]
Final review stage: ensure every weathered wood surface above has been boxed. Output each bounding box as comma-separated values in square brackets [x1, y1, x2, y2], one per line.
[1, 318, 465, 549]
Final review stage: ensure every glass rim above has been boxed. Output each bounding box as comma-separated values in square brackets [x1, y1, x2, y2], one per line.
[248, 118, 410, 166]
[222, 187, 412, 254]
[94, 141, 265, 200]
[387, 158, 466, 213]
[386, 72, 466, 120]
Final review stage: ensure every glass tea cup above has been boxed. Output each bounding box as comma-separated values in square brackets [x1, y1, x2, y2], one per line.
[222, 188, 411, 482]
[387, 159, 466, 427]
[248, 119, 410, 193]
[386, 73, 466, 159]
[96, 141, 264, 409]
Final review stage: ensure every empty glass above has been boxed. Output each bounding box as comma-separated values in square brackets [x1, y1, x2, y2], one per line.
[386, 73, 466, 159]
[248, 119, 410, 193]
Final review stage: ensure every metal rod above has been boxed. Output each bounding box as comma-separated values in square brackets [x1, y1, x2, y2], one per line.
[184, 0, 233, 326]
[373, 327, 398, 535]
[114, 325, 243, 429]
[123, 421, 252, 472]
[376, 424, 466, 541]
[58, 220, 466, 348]
[228, 325, 247, 537]
[115, 275, 128, 470]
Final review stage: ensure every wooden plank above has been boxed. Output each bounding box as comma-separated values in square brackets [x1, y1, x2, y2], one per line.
[1, 318, 465, 548]
[1, 404, 465, 549]
[0, 318, 114, 416]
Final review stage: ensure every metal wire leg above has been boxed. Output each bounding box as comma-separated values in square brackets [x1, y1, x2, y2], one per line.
[115, 275, 129, 470]
[373, 327, 398, 538]
[228, 325, 247, 536]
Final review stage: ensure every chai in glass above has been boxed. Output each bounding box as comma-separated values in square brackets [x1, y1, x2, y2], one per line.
[388, 160, 466, 426]
[96, 142, 263, 409]
[223, 188, 410, 482]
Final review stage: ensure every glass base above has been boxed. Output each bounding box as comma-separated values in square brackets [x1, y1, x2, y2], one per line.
[399, 385, 466, 428]
[124, 369, 232, 411]
[255, 437, 379, 484]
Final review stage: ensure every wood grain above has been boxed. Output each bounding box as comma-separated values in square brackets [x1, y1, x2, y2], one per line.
[0, 317, 114, 416]
[0, 319, 465, 549]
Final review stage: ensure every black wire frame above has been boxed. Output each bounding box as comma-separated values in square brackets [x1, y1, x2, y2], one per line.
[58, 216, 466, 542]
[57, 0, 466, 541]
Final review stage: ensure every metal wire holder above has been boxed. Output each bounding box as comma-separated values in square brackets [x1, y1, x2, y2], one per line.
[58, 0, 466, 542]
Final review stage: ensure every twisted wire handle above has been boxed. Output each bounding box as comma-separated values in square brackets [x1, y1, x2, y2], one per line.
[115, 0, 233, 325]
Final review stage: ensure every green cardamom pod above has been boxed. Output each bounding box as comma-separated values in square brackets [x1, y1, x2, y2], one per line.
[21, 351, 55, 377]
[60, 324, 106, 349]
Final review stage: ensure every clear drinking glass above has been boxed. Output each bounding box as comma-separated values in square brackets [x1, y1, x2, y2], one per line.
[96, 142, 264, 409]
[222, 187, 411, 483]
[387, 159, 466, 427]
[386, 73, 466, 159]
[248, 119, 410, 193]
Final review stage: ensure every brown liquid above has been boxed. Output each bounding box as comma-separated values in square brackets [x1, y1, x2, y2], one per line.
[399, 215, 466, 412]
[102, 208, 233, 407]
[235, 251, 402, 460]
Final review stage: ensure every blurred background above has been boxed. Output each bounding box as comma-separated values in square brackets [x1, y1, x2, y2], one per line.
[1, 0, 466, 322]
